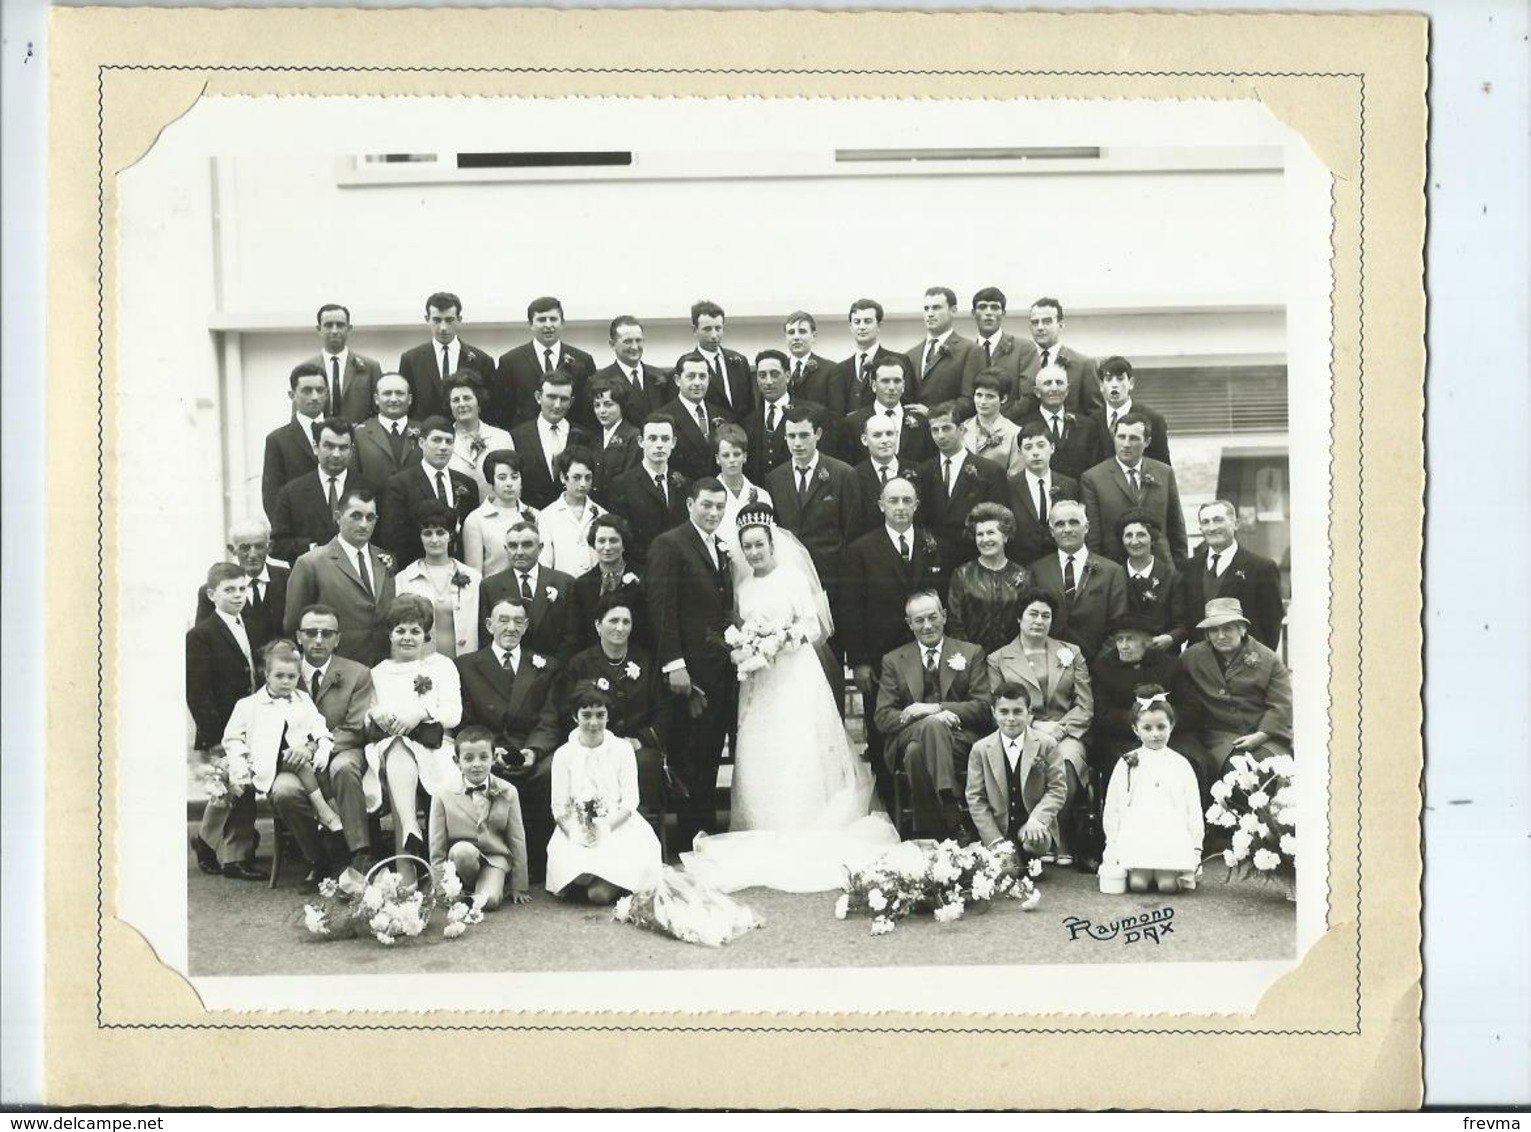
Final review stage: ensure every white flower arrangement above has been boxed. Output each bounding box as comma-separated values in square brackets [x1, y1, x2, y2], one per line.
[839, 839, 1037, 936]
[724, 611, 809, 680]
[299, 858, 485, 944]
[1206, 752, 1297, 889]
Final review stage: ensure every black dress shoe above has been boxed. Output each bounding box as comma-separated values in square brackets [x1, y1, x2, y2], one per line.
[221, 861, 267, 881]
[190, 835, 220, 875]
[302, 865, 327, 891]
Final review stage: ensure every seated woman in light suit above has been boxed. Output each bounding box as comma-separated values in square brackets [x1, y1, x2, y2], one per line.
[985, 587, 1093, 867]
[393, 501, 482, 660]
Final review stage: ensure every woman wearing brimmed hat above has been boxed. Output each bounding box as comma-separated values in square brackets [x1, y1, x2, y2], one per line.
[1173, 597, 1293, 791]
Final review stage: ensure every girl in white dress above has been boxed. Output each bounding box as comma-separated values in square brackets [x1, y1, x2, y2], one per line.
[1101, 685, 1204, 894]
[681, 505, 899, 893]
[545, 683, 663, 904]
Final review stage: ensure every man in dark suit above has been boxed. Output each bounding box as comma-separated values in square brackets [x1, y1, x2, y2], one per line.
[1081, 413, 1189, 568]
[283, 486, 397, 666]
[456, 595, 565, 880]
[1170, 500, 1286, 651]
[969, 286, 1042, 420]
[679, 300, 754, 419]
[873, 590, 992, 839]
[782, 310, 838, 407]
[186, 563, 265, 879]
[193, 516, 290, 650]
[662, 355, 732, 483]
[1015, 364, 1110, 481]
[1028, 499, 1128, 659]
[840, 357, 934, 466]
[915, 402, 1010, 593]
[270, 418, 356, 563]
[848, 412, 923, 538]
[378, 416, 477, 566]
[478, 521, 577, 661]
[764, 404, 861, 622]
[1022, 297, 1103, 416]
[646, 478, 736, 847]
[396, 291, 496, 423]
[1092, 355, 1171, 466]
[260, 362, 329, 521]
[292, 603, 377, 875]
[830, 298, 916, 417]
[351, 373, 420, 493]
[508, 370, 595, 509]
[743, 348, 827, 484]
[841, 477, 944, 810]
[309, 303, 384, 425]
[490, 295, 597, 431]
[905, 286, 980, 417]
[586, 374, 644, 504]
[605, 414, 690, 570]
[1006, 422, 1083, 565]
[594, 315, 669, 427]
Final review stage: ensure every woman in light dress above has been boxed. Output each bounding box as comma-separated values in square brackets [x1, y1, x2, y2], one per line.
[461, 449, 540, 578]
[392, 501, 482, 659]
[681, 505, 899, 893]
[364, 594, 463, 885]
[444, 373, 515, 502]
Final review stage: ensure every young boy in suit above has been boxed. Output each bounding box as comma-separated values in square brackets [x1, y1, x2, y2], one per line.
[964, 681, 1066, 857]
[428, 724, 532, 910]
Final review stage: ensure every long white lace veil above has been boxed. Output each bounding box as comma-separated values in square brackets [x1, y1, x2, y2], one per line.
[730, 517, 835, 641]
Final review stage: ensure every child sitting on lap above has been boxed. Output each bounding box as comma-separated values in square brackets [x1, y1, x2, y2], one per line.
[428, 724, 531, 910]
[1101, 684, 1204, 894]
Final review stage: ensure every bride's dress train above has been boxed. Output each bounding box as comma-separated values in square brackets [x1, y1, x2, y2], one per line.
[680, 563, 900, 893]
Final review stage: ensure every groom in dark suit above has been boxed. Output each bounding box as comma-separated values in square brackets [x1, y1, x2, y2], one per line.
[646, 477, 735, 848]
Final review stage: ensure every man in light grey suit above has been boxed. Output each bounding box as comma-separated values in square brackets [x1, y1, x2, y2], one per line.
[352, 373, 421, 492]
[284, 486, 397, 666]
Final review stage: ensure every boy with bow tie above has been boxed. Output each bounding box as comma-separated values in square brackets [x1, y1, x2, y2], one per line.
[428, 724, 531, 910]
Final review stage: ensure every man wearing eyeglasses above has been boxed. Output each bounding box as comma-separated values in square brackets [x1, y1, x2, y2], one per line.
[193, 516, 290, 649]
[290, 604, 377, 876]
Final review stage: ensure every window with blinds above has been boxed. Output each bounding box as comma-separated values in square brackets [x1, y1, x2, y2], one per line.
[1132, 366, 1288, 436]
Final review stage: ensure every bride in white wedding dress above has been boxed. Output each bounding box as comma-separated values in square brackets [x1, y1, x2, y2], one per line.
[681, 505, 900, 893]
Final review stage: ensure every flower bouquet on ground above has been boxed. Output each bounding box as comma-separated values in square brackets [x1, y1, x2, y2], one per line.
[199, 744, 253, 804]
[723, 611, 810, 680]
[613, 866, 763, 948]
[836, 839, 1041, 936]
[299, 856, 486, 944]
[1203, 753, 1296, 894]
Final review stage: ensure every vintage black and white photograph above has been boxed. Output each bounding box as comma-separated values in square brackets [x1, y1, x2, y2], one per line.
[115, 93, 1333, 1015]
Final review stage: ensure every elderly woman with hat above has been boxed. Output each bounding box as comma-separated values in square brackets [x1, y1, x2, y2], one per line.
[1089, 613, 1183, 782]
[1173, 597, 1293, 791]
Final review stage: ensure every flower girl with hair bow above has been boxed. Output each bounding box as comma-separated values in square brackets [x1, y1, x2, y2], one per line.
[1101, 684, 1204, 894]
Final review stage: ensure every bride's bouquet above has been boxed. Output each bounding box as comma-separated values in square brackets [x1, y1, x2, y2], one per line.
[724, 611, 811, 680]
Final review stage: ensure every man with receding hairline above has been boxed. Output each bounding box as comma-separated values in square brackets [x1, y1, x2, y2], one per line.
[352, 372, 421, 493]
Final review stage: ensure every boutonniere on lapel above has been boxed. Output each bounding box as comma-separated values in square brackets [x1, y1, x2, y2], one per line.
[706, 415, 726, 433]
[606, 435, 625, 449]
[375, 551, 395, 574]
[463, 348, 481, 366]
[993, 336, 1014, 359]
[450, 568, 471, 591]
[1239, 651, 1262, 671]
[1231, 568, 1248, 582]
[918, 531, 940, 564]
[468, 433, 488, 459]
[1138, 470, 1158, 488]
[531, 654, 548, 670]
[625, 661, 641, 681]
[544, 586, 559, 604]
[715, 539, 730, 563]
[621, 572, 639, 586]
[1049, 484, 1064, 500]
[816, 468, 830, 484]
[1133, 574, 1163, 604]
[961, 462, 979, 481]
[413, 674, 433, 696]
[1078, 558, 1096, 583]
[595, 677, 611, 691]
[974, 427, 1001, 453]
[946, 652, 967, 672]
[1055, 647, 1076, 668]
[901, 415, 920, 432]
[668, 471, 686, 489]
[404, 427, 422, 444]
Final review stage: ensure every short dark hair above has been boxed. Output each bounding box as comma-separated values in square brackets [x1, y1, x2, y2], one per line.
[690, 300, 725, 327]
[783, 403, 822, 430]
[337, 485, 379, 512]
[925, 400, 965, 426]
[992, 680, 1034, 708]
[608, 314, 642, 341]
[487, 595, 530, 621]
[482, 448, 524, 480]
[537, 369, 575, 393]
[964, 502, 1016, 542]
[1017, 587, 1059, 619]
[443, 372, 489, 413]
[425, 292, 463, 317]
[872, 357, 907, 381]
[754, 348, 790, 373]
[1115, 507, 1162, 543]
[586, 512, 633, 549]
[641, 411, 676, 437]
[418, 415, 454, 440]
[316, 303, 351, 327]
[297, 603, 340, 626]
[712, 422, 749, 456]
[1114, 411, 1152, 440]
[1098, 355, 1134, 380]
[784, 310, 817, 332]
[971, 369, 1007, 396]
[1018, 420, 1056, 444]
[554, 444, 596, 479]
[526, 296, 564, 322]
[385, 593, 434, 635]
[205, 561, 247, 590]
[289, 361, 327, 390]
[455, 724, 496, 752]
[411, 499, 458, 534]
[848, 298, 885, 323]
[971, 286, 1007, 311]
[592, 591, 636, 623]
[675, 353, 711, 377]
[687, 476, 726, 502]
[1030, 296, 1064, 321]
[317, 416, 355, 442]
[587, 374, 630, 408]
[568, 683, 615, 715]
[924, 286, 958, 309]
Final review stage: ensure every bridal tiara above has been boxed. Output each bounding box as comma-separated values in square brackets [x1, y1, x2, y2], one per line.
[735, 504, 778, 532]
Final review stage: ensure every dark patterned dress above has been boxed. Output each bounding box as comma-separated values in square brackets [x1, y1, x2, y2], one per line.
[946, 558, 1033, 655]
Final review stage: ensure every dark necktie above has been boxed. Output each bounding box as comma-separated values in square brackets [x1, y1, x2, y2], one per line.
[695, 402, 708, 433]
[309, 420, 322, 449]
[1050, 414, 1063, 444]
[879, 464, 890, 486]
[600, 570, 619, 595]
[1037, 480, 1048, 524]
[858, 353, 868, 386]
[327, 476, 339, 518]
[435, 471, 449, 505]
[1109, 410, 1120, 436]
[543, 347, 554, 374]
[943, 457, 955, 497]
[1128, 467, 1140, 496]
[767, 403, 778, 433]
[248, 578, 263, 611]
[441, 345, 451, 380]
[1039, 348, 1051, 369]
[355, 549, 373, 598]
[708, 357, 725, 403]
[898, 533, 910, 562]
[519, 573, 533, 603]
[654, 472, 668, 505]
[793, 361, 803, 388]
[922, 647, 941, 702]
[329, 357, 341, 416]
[797, 467, 810, 503]
[924, 340, 939, 376]
[1063, 554, 1077, 601]
[309, 669, 322, 699]
[1207, 551, 1222, 593]
[501, 649, 515, 672]
[983, 339, 993, 365]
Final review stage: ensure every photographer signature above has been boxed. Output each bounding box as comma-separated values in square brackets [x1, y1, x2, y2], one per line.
[1063, 906, 1176, 945]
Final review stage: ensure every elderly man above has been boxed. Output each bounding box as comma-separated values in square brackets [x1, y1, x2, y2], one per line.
[478, 521, 577, 661]
[1015, 364, 1109, 482]
[1080, 411, 1189, 567]
[283, 486, 396, 666]
[282, 604, 377, 879]
[873, 590, 991, 840]
[352, 373, 421, 493]
[193, 516, 290, 649]
[1173, 597, 1294, 792]
[1172, 500, 1287, 651]
[308, 303, 384, 424]
[1029, 499, 1127, 659]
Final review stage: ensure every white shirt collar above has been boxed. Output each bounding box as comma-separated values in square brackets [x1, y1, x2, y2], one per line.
[690, 522, 720, 555]
[379, 414, 409, 433]
[420, 457, 450, 478]
[764, 393, 791, 411]
[977, 331, 1002, 350]
[317, 467, 348, 490]
[1117, 458, 1143, 477]
[1105, 397, 1134, 419]
[877, 402, 903, 418]
[492, 642, 520, 667]
[1058, 546, 1087, 567]
[295, 411, 322, 432]
[939, 449, 968, 471]
[302, 658, 328, 683]
[516, 564, 539, 584]
[1127, 557, 1156, 580]
[886, 523, 913, 547]
[927, 329, 953, 350]
[536, 341, 563, 365]
[322, 348, 349, 368]
[1025, 469, 1051, 489]
[215, 609, 248, 639]
[791, 455, 819, 479]
[537, 415, 564, 438]
[1207, 541, 1239, 570]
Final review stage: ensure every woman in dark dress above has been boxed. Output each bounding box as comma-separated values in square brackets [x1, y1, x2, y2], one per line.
[1088, 613, 1183, 782]
[565, 512, 649, 657]
[1117, 509, 1179, 651]
[946, 502, 1032, 654]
